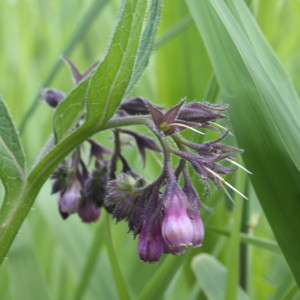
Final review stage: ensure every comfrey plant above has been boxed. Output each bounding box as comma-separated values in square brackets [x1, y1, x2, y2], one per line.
[0, 0, 253, 269]
[41, 57, 249, 263]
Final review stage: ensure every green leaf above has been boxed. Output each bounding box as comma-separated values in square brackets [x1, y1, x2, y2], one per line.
[126, 0, 162, 93]
[206, 226, 281, 254]
[53, 79, 89, 141]
[225, 170, 246, 300]
[54, 0, 161, 141]
[0, 97, 26, 218]
[186, 0, 300, 288]
[192, 254, 249, 300]
[85, 0, 149, 126]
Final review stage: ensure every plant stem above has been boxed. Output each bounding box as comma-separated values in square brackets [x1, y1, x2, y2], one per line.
[72, 219, 105, 300]
[224, 169, 247, 300]
[240, 193, 250, 292]
[206, 226, 280, 254]
[105, 212, 132, 300]
[0, 115, 149, 264]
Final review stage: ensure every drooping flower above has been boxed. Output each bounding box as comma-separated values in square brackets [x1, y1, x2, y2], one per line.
[138, 217, 164, 263]
[78, 200, 101, 223]
[161, 177, 194, 249]
[59, 176, 82, 216]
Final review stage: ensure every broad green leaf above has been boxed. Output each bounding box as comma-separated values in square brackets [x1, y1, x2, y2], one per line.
[53, 79, 89, 141]
[192, 254, 249, 300]
[85, 0, 149, 126]
[0, 97, 25, 219]
[126, 0, 162, 94]
[54, 0, 160, 141]
[187, 0, 300, 287]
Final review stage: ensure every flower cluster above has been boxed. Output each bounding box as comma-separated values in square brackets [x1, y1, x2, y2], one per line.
[51, 141, 110, 222]
[43, 57, 248, 263]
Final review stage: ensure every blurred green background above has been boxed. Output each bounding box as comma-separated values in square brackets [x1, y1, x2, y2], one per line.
[1, 0, 300, 299]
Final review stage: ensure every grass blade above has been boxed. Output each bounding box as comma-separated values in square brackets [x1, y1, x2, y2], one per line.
[187, 0, 300, 287]
[18, 0, 109, 134]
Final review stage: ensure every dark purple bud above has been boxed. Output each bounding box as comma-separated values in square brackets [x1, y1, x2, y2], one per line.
[78, 201, 101, 223]
[112, 195, 136, 222]
[59, 178, 81, 214]
[51, 163, 68, 194]
[178, 102, 227, 123]
[119, 97, 160, 115]
[162, 180, 194, 249]
[191, 132, 243, 156]
[41, 88, 65, 108]
[138, 218, 164, 263]
[83, 162, 108, 207]
[120, 129, 161, 165]
[207, 163, 235, 174]
[51, 180, 65, 194]
[127, 191, 148, 236]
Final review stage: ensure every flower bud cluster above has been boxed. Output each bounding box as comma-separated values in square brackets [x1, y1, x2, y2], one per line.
[51, 142, 109, 222]
[46, 57, 247, 262]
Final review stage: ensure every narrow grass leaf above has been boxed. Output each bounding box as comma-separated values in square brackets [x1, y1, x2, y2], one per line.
[207, 226, 281, 254]
[187, 0, 300, 287]
[19, 0, 109, 134]
[225, 170, 247, 300]
[192, 254, 249, 300]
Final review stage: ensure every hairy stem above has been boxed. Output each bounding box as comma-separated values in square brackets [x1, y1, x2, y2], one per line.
[0, 115, 149, 264]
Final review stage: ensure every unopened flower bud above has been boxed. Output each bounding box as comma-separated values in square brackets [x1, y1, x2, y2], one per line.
[106, 173, 144, 206]
[41, 88, 65, 108]
[59, 178, 81, 214]
[119, 97, 159, 115]
[138, 218, 164, 263]
[78, 201, 101, 223]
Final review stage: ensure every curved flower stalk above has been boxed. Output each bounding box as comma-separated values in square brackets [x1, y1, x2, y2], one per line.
[41, 56, 249, 262]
